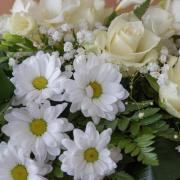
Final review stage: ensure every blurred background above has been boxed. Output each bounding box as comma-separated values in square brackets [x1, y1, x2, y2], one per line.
[0, 0, 117, 15]
[0, 0, 159, 15]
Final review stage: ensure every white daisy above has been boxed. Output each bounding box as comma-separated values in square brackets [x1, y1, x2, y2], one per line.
[11, 51, 66, 105]
[2, 102, 74, 160]
[64, 54, 129, 124]
[0, 142, 52, 180]
[59, 122, 117, 180]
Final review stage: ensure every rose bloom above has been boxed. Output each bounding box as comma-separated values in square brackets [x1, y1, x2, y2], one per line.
[159, 56, 180, 119]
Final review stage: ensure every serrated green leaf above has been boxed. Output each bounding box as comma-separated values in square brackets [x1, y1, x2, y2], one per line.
[135, 134, 155, 143]
[118, 117, 130, 131]
[122, 101, 153, 115]
[131, 108, 160, 121]
[130, 122, 140, 135]
[104, 119, 118, 131]
[125, 143, 136, 154]
[131, 147, 140, 156]
[140, 114, 162, 126]
[119, 138, 130, 149]
[141, 147, 155, 153]
[134, 0, 151, 19]
[142, 153, 158, 166]
[137, 141, 154, 148]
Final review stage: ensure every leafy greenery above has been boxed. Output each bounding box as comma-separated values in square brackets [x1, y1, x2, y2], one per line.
[1, 33, 37, 52]
[0, 30, 179, 179]
[145, 74, 159, 93]
[108, 171, 134, 180]
[0, 69, 14, 104]
[134, 0, 151, 19]
[117, 134, 158, 166]
[105, 11, 118, 27]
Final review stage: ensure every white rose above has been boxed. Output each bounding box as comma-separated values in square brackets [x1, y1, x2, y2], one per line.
[11, 0, 36, 14]
[116, 0, 147, 11]
[66, 0, 112, 26]
[32, 0, 79, 25]
[167, 0, 180, 35]
[84, 30, 107, 53]
[105, 14, 160, 68]
[159, 57, 180, 119]
[142, 6, 175, 39]
[8, 12, 35, 36]
[32, 0, 112, 26]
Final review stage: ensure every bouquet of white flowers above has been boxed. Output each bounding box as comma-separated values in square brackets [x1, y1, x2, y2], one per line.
[0, 0, 180, 179]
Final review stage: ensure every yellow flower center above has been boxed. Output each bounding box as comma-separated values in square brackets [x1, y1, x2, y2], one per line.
[32, 76, 48, 90]
[84, 148, 99, 163]
[30, 119, 47, 136]
[11, 165, 28, 180]
[89, 81, 103, 99]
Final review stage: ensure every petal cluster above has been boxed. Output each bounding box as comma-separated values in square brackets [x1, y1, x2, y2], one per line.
[60, 122, 117, 180]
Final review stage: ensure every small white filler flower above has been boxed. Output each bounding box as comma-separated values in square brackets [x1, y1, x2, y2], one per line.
[59, 122, 117, 180]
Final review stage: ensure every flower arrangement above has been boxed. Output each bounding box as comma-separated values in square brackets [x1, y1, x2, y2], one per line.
[0, 0, 180, 179]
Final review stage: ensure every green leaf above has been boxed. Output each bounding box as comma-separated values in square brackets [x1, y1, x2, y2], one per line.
[131, 108, 160, 121]
[108, 171, 134, 180]
[130, 122, 140, 135]
[135, 134, 155, 143]
[2, 33, 37, 51]
[131, 165, 155, 180]
[153, 138, 180, 180]
[118, 134, 158, 166]
[105, 11, 118, 26]
[140, 114, 162, 126]
[97, 119, 118, 132]
[145, 74, 159, 92]
[122, 101, 154, 115]
[53, 166, 64, 178]
[134, 0, 151, 19]
[0, 69, 14, 103]
[0, 57, 9, 64]
[118, 117, 130, 131]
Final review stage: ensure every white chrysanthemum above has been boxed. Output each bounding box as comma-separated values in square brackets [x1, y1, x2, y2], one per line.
[0, 142, 52, 180]
[2, 102, 74, 160]
[60, 122, 117, 180]
[64, 54, 129, 124]
[11, 51, 66, 105]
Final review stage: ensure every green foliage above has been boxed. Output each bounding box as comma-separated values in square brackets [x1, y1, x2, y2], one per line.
[118, 134, 158, 166]
[130, 165, 155, 180]
[153, 138, 180, 180]
[134, 0, 151, 19]
[108, 171, 134, 180]
[99, 100, 177, 166]
[53, 166, 64, 178]
[104, 12, 118, 27]
[122, 101, 154, 115]
[117, 101, 176, 140]
[145, 74, 159, 93]
[1, 33, 37, 52]
[0, 69, 14, 104]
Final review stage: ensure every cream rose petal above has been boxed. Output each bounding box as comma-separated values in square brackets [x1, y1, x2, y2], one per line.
[106, 14, 160, 68]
